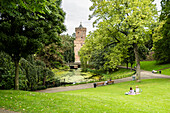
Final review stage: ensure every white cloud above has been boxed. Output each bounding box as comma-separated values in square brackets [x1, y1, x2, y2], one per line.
[62, 0, 161, 35]
[61, 0, 95, 35]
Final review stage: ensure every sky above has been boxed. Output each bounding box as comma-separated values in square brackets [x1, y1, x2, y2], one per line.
[61, 0, 162, 35]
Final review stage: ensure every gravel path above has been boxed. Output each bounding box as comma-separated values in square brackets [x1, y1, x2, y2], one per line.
[1, 70, 170, 113]
[0, 108, 20, 113]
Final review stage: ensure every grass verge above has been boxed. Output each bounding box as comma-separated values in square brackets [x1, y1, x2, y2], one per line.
[123, 61, 170, 75]
[161, 68, 170, 76]
[0, 79, 169, 113]
[140, 61, 170, 71]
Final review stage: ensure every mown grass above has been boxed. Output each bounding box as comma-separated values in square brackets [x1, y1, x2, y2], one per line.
[0, 79, 170, 113]
[123, 61, 170, 75]
[161, 68, 170, 76]
[140, 61, 170, 71]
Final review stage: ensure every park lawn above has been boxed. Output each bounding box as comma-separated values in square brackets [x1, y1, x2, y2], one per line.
[0, 79, 170, 113]
[161, 68, 170, 76]
[140, 61, 170, 71]
[123, 61, 170, 72]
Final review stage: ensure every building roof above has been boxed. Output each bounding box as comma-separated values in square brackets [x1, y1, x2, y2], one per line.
[78, 22, 83, 28]
[75, 22, 86, 31]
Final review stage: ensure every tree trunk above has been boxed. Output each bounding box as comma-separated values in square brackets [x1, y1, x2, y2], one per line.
[131, 63, 133, 72]
[126, 61, 128, 69]
[14, 60, 19, 90]
[134, 44, 141, 81]
[43, 76, 46, 86]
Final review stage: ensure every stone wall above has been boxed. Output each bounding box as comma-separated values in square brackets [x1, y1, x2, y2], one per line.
[74, 25, 86, 62]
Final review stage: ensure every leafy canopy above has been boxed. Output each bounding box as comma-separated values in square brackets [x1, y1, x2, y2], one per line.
[80, 0, 157, 71]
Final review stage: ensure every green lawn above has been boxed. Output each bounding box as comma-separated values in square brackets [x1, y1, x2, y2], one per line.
[162, 68, 170, 75]
[0, 79, 170, 113]
[124, 61, 170, 75]
[140, 61, 170, 71]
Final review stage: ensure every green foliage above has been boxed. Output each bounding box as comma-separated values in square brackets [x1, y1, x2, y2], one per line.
[153, 19, 170, 63]
[160, 0, 170, 20]
[0, 79, 170, 112]
[0, 75, 15, 90]
[87, 68, 135, 80]
[20, 55, 55, 90]
[80, 0, 157, 75]
[0, 52, 58, 91]
[0, 52, 15, 89]
[36, 43, 64, 68]
[80, 57, 88, 72]
[152, 0, 170, 63]
[0, 0, 66, 89]
[90, 49, 107, 70]
[36, 34, 75, 68]
[61, 34, 75, 63]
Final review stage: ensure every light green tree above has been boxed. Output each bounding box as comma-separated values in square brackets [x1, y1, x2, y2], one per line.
[86, 0, 157, 81]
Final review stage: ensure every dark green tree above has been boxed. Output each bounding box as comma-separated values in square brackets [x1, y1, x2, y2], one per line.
[0, 0, 65, 90]
[61, 34, 75, 64]
[36, 43, 64, 68]
[153, 0, 170, 63]
[20, 55, 55, 90]
[0, 52, 15, 89]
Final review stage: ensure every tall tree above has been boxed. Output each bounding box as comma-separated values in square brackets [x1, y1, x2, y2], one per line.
[152, 0, 170, 63]
[0, 0, 66, 90]
[88, 0, 157, 81]
[61, 34, 75, 64]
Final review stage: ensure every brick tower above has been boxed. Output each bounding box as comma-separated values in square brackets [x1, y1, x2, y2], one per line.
[74, 22, 86, 62]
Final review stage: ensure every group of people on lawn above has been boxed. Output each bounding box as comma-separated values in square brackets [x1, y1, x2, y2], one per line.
[125, 86, 141, 95]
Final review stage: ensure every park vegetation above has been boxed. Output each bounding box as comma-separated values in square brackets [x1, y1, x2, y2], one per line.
[0, 79, 169, 113]
[0, 0, 75, 90]
[80, 0, 158, 81]
[152, 0, 170, 63]
[80, 0, 170, 81]
[0, 0, 170, 90]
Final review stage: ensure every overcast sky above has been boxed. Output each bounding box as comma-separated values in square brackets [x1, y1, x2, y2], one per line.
[61, 0, 161, 35]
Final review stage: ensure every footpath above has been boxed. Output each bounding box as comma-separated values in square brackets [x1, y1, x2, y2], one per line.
[1, 70, 170, 113]
[36, 70, 170, 93]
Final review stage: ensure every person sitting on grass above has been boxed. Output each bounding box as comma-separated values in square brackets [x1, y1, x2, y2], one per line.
[128, 87, 135, 95]
[135, 86, 140, 94]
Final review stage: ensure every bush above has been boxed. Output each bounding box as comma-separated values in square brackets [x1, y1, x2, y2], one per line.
[36, 85, 46, 90]
[0, 75, 14, 89]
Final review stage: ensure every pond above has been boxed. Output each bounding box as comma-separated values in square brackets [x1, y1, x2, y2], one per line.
[53, 68, 101, 83]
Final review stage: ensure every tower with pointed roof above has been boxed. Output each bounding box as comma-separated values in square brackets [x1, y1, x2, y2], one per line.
[74, 22, 86, 62]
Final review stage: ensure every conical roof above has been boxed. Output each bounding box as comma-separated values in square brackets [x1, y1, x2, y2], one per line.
[78, 22, 83, 28]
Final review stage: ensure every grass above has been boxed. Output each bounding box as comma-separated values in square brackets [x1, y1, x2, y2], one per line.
[161, 68, 170, 76]
[123, 61, 170, 75]
[0, 79, 170, 113]
[140, 61, 170, 71]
